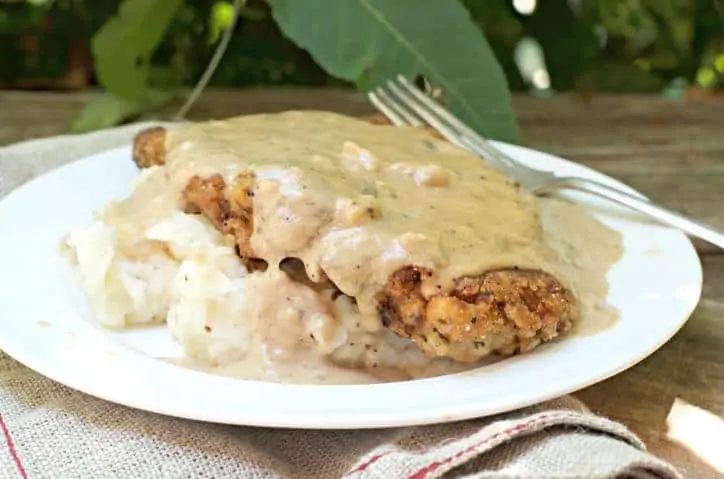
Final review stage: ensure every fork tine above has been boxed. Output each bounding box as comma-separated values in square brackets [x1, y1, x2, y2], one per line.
[395, 75, 482, 144]
[375, 88, 425, 128]
[374, 78, 511, 171]
[394, 75, 516, 169]
[385, 80, 467, 150]
[368, 91, 406, 126]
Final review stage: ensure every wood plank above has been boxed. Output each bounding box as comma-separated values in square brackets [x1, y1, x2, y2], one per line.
[513, 93, 724, 124]
[521, 124, 724, 157]
[3, 89, 724, 153]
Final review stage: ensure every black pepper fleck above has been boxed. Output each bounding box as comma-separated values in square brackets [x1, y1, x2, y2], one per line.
[433, 328, 449, 343]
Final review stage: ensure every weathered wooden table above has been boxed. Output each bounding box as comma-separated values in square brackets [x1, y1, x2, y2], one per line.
[2, 89, 724, 477]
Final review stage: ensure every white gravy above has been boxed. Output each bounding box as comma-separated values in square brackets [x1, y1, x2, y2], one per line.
[110, 111, 622, 384]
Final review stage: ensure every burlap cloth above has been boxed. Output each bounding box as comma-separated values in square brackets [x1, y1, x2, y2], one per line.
[0, 124, 683, 479]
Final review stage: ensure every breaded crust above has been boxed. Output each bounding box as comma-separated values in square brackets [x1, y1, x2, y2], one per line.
[182, 173, 256, 259]
[131, 128, 257, 260]
[132, 127, 166, 169]
[131, 117, 579, 363]
[376, 266, 577, 362]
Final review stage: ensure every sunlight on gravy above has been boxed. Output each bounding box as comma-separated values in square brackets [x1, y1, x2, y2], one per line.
[666, 398, 724, 473]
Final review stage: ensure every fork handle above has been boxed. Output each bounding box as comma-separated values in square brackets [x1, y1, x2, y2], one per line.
[535, 177, 724, 250]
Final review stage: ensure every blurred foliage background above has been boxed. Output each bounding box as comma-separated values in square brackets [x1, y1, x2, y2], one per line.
[1, 0, 723, 97]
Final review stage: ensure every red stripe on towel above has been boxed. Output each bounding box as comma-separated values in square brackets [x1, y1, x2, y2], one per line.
[344, 452, 394, 475]
[345, 413, 557, 478]
[0, 411, 27, 479]
[407, 414, 554, 479]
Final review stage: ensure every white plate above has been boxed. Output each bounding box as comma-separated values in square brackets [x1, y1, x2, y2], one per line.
[0, 141, 702, 429]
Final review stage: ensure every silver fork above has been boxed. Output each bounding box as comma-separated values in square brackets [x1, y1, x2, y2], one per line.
[369, 75, 724, 250]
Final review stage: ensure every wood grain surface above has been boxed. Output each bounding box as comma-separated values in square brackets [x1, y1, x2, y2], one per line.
[2, 89, 724, 477]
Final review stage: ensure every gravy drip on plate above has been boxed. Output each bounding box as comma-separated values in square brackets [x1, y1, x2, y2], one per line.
[107, 111, 623, 384]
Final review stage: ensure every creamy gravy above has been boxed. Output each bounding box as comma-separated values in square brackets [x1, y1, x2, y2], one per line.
[105, 111, 622, 384]
[162, 197, 622, 385]
[163, 111, 557, 327]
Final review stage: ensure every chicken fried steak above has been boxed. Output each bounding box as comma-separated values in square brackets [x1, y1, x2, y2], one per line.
[132, 126, 166, 169]
[130, 118, 580, 363]
[377, 266, 577, 363]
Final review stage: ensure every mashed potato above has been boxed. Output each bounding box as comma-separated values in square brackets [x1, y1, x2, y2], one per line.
[63, 205, 458, 381]
[63, 165, 468, 383]
[65, 210, 253, 363]
[65, 220, 178, 329]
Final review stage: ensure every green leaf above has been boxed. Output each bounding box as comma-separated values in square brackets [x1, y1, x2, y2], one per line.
[70, 90, 174, 134]
[269, 0, 518, 143]
[91, 0, 183, 101]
